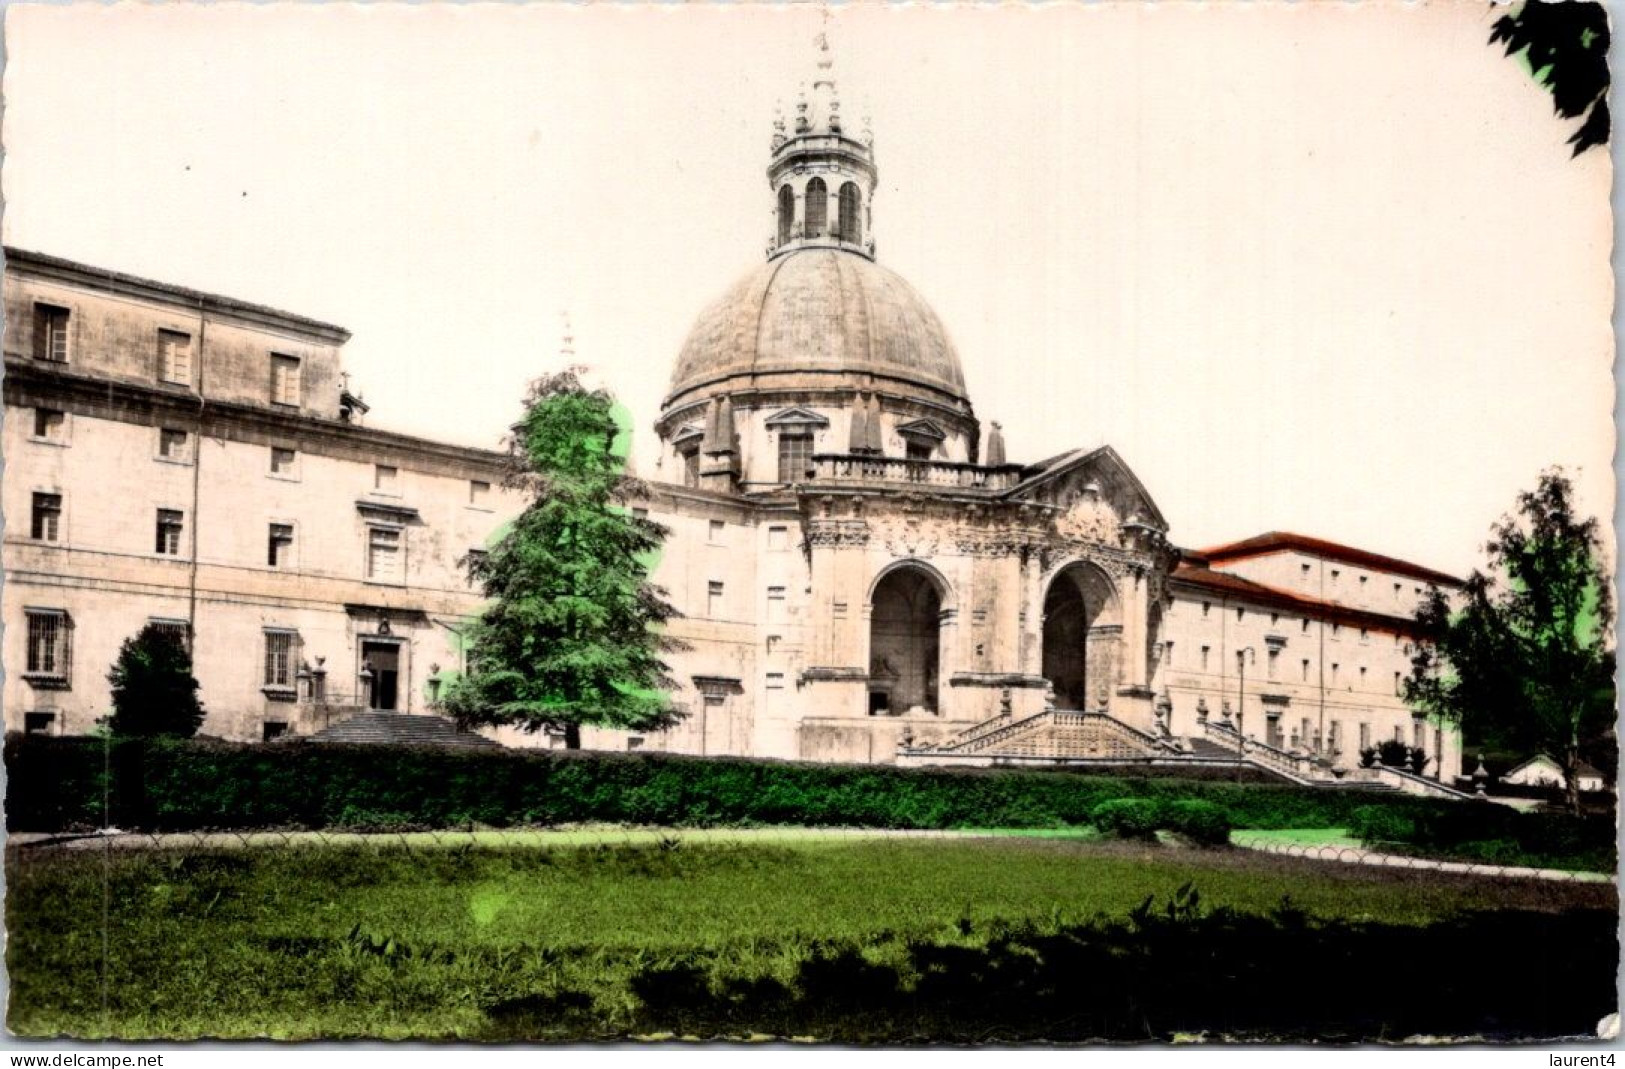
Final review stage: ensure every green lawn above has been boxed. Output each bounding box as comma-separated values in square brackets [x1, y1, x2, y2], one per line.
[9, 836, 1616, 1042]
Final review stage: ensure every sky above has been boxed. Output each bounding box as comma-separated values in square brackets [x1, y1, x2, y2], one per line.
[2, 2, 1614, 579]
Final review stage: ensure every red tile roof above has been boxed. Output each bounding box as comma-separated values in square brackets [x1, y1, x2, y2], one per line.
[1197, 531, 1461, 588]
[1169, 560, 1424, 636]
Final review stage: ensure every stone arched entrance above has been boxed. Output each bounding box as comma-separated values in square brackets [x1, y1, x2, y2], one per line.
[1041, 562, 1122, 711]
[868, 565, 944, 716]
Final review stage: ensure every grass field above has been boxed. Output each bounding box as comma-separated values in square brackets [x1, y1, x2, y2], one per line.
[9, 835, 1616, 1042]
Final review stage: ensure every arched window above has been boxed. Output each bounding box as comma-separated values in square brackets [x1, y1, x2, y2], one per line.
[837, 182, 862, 244]
[804, 178, 827, 238]
[777, 185, 794, 247]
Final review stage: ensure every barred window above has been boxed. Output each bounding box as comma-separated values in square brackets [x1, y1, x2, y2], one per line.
[268, 524, 294, 568]
[31, 493, 61, 542]
[777, 433, 812, 484]
[149, 618, 191, 650]
[156, 509, 184, 556]
[270, 354, 301, 407]
[158, 329, 193, 385]
[26, 610, 70, 678]
[367, 526, 402, 581]
[264, 630, 296, 688]
[33, 304, 69, 362]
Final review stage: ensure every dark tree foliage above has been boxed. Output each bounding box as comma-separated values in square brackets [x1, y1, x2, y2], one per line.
[442, 368, 684, 747]
[106, 624, 205, 738]
[1404, 469, 1614, 813]
[1490, 1, 1610, 155]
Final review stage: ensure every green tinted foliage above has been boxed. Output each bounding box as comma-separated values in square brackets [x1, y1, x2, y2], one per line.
[441, 369, 683, 740]
[106, 625, 205, 739]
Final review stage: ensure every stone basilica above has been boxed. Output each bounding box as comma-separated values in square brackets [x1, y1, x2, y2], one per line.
[579, 45, 1466, 789]
[3, 41, 1464, 790]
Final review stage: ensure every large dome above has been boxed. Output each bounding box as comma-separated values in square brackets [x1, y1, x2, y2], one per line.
[664, 248, 970, 410]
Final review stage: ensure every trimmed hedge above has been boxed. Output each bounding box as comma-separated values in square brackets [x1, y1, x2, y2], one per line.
[8, 733, 1473, 834]
[1089, 798, 1162, 839]
[1161, 799, 1233, 846]
[1350, 799, 1615, 871]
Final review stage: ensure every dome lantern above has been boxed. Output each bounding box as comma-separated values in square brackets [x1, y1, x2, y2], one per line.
[767, 30, 876, 261]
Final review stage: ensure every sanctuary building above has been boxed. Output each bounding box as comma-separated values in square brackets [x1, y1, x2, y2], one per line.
[2, 45, 1464, 787]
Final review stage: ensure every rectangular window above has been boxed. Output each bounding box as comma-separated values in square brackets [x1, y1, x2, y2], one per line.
[1394, 671, 1403, 695]
[1266, 647, 1279, 680]
[1200, 645, 1210, 670]
[1358, 575, 1368, 587]
[374, 464, 398, 493]
[268, 523, 294, 568]
[148, 618, 190, 650]
[367, 526, 402, 581]
[682, 449, 700, 487]
[708, 580, 725, 617]
[158, 329, 193, 385]
[1331, 662, 1340, 684]
[33, 304, 69, 362]
[905, 441, 932, 462]
[1394, 582, 1403, 599]
[1236, 607, 1245, 622]
[1331, 623, 1341, 638]
[469, 480, 490, 507]
[24, 711, 55, 735]
[1331, 569, 1341, 583]
[1301, 658, 1310, 682]
[263, 630, 295, 688]
[1359, 628, 1369, 642]
[1301, 619, 1311, 634]
[270, 354, 301, 406]
[1359, 723, 1371, 750]
[1359, 666, 1367, 685]
[709, 519, 726, 542]
[31, 493, 61, 542]
[155, 509, 184, 556]
[1414, 721, 1425, 749]
[768, 525, 788, 550]
[631, 507, 649, 521]
[26, 610, 70, 679]
[262, 721, 289, 742]
[1329, 721, 1342, 752]
[32, 408, 65, 441]
[766, 672, 786, 690]
[777, 433, 812, 483]
[269, 446, 297, 477]
[465, 548, 489, 588]
[158, 427, 190, 462]
[1201, 602, 1210, 618]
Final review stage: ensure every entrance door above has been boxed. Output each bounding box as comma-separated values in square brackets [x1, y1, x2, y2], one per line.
[1266, 714, 1283, 749]
[363, 641, 400, 711]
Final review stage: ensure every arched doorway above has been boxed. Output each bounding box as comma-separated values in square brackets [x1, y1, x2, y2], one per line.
[868, 566, 943, 716]
[1041, 562, 1122, 711]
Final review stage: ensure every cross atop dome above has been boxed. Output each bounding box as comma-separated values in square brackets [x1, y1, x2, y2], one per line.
[766, 24, 877, 261]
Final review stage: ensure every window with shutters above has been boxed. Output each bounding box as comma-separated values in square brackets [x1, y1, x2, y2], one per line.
[25, 609, 70, 683]
[155, 509, 184, 556]
[157, 427, 191, 463]
[32, 408, 65, 443]
[268, 523, 295, 568]
[269, 446, 298, 479]
[31, 493, 61, 542]
[777, 433, 812, 483]
[158, 329, 193, 385]
[270, 354, 301, 407]
[367, 525, 403, 582]
[33, 304, 69, 362]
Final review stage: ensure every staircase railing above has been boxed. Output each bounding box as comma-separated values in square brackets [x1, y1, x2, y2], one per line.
[1199, 719, 1324, 784]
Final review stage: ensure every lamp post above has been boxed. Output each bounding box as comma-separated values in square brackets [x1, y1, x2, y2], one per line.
[1236, 647, 1255, 742]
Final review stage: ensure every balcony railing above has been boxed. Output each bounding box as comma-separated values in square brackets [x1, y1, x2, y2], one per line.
[806, 453, 1024, 492]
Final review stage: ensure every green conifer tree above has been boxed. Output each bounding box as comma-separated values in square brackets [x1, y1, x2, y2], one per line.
[107, 624, 206, 738]
[442, 368, 683, 747]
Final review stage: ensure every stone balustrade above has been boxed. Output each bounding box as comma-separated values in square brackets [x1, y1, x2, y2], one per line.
[809, 453, 1024, 491]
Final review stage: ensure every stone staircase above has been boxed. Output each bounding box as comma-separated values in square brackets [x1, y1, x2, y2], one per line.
[910, 709, 1182, 761]
[302, 711, 502, 749]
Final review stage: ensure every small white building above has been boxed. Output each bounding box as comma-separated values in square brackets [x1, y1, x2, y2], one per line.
[1502, 755, 1606, 793]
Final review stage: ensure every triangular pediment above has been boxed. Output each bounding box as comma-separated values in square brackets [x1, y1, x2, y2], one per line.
[671, 422, 704, 445]
[763, 406, 830, 429]
[895, 418, 948, 442]
[1001, 445, 1168, 532]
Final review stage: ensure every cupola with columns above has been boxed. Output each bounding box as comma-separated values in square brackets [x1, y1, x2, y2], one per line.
[657, 30, 1010, 496]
